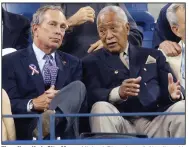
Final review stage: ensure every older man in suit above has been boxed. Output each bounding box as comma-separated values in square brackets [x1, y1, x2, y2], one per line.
[159, 4, 185, 92]
[2, 7, 30, 49]
[82, 6, 185, 137]
[2, 5, 86, 140]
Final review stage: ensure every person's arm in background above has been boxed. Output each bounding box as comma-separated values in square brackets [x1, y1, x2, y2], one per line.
[118, 3, 143, 47]
[152, 3, 181, 56]
[15, 16, 30, 49]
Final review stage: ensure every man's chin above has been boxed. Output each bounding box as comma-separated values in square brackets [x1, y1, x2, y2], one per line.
[49, 43, 61, 50]
[108, 47, 122, 53]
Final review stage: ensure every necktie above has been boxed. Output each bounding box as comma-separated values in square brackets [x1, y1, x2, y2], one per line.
[43, 54, 59, 86]
[180, 45, 185, 89]
[124, 52, 129, 69]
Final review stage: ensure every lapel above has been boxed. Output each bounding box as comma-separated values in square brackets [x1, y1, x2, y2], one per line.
[55, 51, 69, 89]
[102, 49, 128, 74]
[20, 45, 45, 95]
[129, 44, 148, 78]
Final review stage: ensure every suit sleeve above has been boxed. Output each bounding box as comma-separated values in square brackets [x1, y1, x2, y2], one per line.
[82, 56, 113, 107]
[72, 59, 83, 81]
[118, 3, 143, 47]
[2, 56, 36, 114]
[16, 17, 30, 50]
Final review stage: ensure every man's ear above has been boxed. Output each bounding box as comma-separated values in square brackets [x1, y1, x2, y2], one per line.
[32, 24, 39, 37]
[171, 25, 181, 38]
[125, 23, 130, 35]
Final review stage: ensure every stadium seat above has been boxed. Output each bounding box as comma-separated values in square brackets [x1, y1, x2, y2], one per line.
[3, 3, 41, 21]
[125, 3, 155, 48]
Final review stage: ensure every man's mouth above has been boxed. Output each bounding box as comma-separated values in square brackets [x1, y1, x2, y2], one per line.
[51, 38, 60, 43]
[107, 42, 117, 48]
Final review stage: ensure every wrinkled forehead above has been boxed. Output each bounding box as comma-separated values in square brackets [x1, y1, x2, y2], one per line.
[43, 9, 67, 23]
[98, 11, 124, 26]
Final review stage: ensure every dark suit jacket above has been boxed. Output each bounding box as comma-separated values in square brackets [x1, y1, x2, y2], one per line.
[61, 3, 143, 58]
[2, 8, 30, 50]
[2, 45, 82, 139]
[152, 3, 181, 49]
[82, 44, 176, 114]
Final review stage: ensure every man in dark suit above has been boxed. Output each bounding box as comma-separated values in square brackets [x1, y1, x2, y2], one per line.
[59, 3, 143, 58]
[2, 7, 30, 49]
[82, 6, 185, 137]
[2, 5, 86, 140]
[152, 4, 181, 56]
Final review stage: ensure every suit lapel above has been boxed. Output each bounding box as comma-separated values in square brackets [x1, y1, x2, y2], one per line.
[129, 44, 148, 78]
[20, 45, 45, 95]
[102, 49, 128, 74]
[55, 51, 69, 89]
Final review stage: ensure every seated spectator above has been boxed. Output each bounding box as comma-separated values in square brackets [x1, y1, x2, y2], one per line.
[2, 89, 16, 141]
[160, 4, 185, 92]
[82, 5, 185, 138]
[2, 5, 86, 140]
[152, 3, 182, 56]
[2, 7, 30, 50]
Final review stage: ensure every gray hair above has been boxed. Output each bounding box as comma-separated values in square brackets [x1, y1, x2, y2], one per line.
[166, 3, 185, 26]
[31, 5, 64, 37]
[97, 5, 128, 25]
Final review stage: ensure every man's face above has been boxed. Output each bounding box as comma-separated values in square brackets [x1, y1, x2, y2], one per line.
[97, 11, 130, 53]
[33, 9, 67, 50]
[172, 7, 185, 42]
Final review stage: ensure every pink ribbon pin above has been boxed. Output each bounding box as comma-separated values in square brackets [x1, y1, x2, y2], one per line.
[29, 64, 39, 75]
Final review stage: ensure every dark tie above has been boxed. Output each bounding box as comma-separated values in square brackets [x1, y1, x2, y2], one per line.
[43, 54, 59, 86]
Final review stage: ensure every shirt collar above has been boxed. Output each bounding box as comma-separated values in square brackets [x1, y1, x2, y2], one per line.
[122, 41, 129, 56]
[179, 40, 185, 49]
[32, 43, 55, 62]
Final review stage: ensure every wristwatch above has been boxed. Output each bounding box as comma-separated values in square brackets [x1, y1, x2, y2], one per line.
[29, 100, 34, 111]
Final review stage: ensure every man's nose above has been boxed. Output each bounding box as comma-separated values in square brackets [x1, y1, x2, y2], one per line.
[106, 29, 114, 40]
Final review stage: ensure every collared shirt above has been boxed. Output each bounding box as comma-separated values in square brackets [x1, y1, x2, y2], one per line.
[32, 43, 56, 77]
[179, 41, 185, 90]
[109, 42, 129, 103]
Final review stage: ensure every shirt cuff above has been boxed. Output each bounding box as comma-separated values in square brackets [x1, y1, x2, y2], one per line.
[109, 86, 125, 103]
[27, 99, 33, 112]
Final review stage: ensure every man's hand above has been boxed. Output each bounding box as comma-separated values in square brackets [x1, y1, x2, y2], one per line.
[67, 6, 95, 27]
[88, 40, 104, 53]
[119, 77, 142, 100]
[168, 73, 181, 100]
[32, 93, 51, 111]
[159, 41, 181, 57]
[45, 85, 59, 99]
[33, 86, 59, 111]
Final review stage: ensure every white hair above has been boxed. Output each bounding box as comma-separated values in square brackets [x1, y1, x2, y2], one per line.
[97, 5, 128, 25]
[31, 5, 64, 38]
[166, 3, 185, 26]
